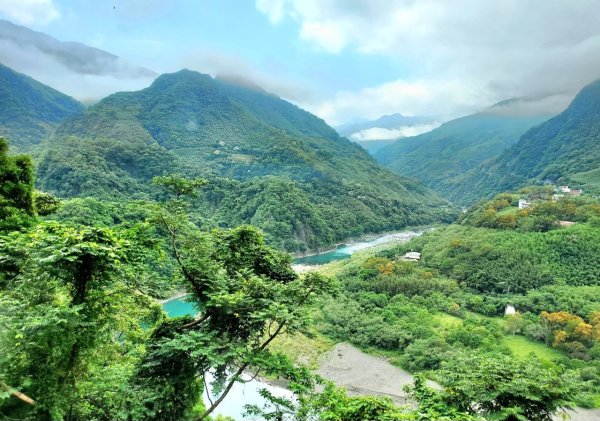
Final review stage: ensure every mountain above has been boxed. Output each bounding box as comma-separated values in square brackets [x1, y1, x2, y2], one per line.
[452, 79, 600, 204]
[336, 113, 439, 153]
[0, 19, 157, 101]
[36, 69, 456, 251]
[0, 19, 156, 79]
[0, 63, 83, 150]
[375, 103, 551, 203]
[336, 113, 433, 137]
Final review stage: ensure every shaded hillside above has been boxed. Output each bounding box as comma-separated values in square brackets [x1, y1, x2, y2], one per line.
[455, 79, 600, 204]
[375, 106, 549, 202]
[37, 69, 456, 250]
[0, 63, 83, 149]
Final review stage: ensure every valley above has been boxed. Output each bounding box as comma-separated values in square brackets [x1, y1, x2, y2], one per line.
[2, 7, 600, 421]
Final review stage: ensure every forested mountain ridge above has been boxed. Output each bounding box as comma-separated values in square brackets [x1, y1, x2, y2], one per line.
[0, 63, 83, 150]
[453, 79, 600, 204]
[375, 105, 550, 203]
[35, 69, 455, 251]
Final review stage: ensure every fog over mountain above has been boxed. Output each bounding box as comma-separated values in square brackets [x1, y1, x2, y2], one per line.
[0, 19, 157, 102]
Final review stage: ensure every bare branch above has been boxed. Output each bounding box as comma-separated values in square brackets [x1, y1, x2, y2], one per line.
[0, 382, 35, 406]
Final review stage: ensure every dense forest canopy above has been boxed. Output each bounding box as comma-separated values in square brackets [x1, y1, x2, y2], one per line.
[30, 68, 455, 251]
[375, 108, 549, 203]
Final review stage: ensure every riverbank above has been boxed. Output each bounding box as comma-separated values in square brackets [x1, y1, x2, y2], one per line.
[292, 226, 431, 259]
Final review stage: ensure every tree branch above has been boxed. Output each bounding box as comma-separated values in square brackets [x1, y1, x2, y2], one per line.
[0, 382, 35, 406]
[198, 321, 288, 420]
[181, 312, 210, 329]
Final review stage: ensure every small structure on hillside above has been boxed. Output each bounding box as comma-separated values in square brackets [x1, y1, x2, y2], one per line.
[402, 252, 421, 261]
[559, 186, 571, 193]
[505, 305, 516, 316]
[559, 220, 575, 227]
[570, 189, 583, 196]
[552, 194, 565, 201]
[518, 199, 531, 209]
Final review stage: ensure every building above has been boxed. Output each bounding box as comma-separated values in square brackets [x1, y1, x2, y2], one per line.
[559, 220, 575, 227]
[518, 199, 531, 209]
[403, 252, 421, 261]
[570, 189, 583, 196]
[505, 305, 516, 316]
[559, 186, 571, 193]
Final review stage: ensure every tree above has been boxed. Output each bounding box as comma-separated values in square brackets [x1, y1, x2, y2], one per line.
[0, 222, 156, 420]
[418, 354, 578, 421]
[128, 175, 337, 420]
[505, 312, 526, 335]
[0, 137, 35, 231]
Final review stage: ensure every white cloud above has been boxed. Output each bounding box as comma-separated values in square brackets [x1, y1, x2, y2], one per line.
[257, 0, 600, 124]
[255, 0, 287, 24]
[0, 0, 59, 25]
[350, 123, 441, 141]
[0, 39, 155, 102]
[305, 78, 487, 126]
[180, 49, 318, 103]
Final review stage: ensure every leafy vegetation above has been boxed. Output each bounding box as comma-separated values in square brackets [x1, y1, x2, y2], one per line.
[455, 79, 600, 204]
[376, 107, 548, 203]
[0, 63, 83, 151]
[34, 69, 456, 251]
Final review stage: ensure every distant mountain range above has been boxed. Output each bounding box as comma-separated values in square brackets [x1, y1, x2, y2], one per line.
[336, 113, 440, 153]
[0, 63, 83, 150]
[375, 101, 552, 203]
[3, 67, 453, 251]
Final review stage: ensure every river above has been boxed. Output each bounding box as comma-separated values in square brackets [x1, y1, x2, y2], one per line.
[293, 229, 424, 265]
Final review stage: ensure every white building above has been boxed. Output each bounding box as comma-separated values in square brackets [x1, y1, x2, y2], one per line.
[559, 186, 571, 193]
[403, 252, 421, 261]
[518, 199, 530, 209]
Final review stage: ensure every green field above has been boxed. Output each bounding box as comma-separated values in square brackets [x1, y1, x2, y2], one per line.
[501, 335, 566, 365]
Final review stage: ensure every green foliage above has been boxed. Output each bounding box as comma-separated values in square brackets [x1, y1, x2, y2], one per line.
[399, 223, 600, 293]
[0, 222, 158, 420]
[0, 64, 83, 151]
[33, 190, 62, 216]
[430, 354, 578, 421]
[461, 189, 600, 232]
[0, 137, 35, 231]
[376, 110, 548, 203]
[36, 69, 456, 251]
[455, 79, 600, 203]
[153, 174, 207, 198]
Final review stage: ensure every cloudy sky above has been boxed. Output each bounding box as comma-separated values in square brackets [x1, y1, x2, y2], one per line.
[2, 0, 600, 125]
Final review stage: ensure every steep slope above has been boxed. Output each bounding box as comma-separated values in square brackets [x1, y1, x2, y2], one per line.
[0, 63, 84, 150]
[455, 79, 600, 204]
[37, 69, 456, 251]
[375, 106, 550, 202]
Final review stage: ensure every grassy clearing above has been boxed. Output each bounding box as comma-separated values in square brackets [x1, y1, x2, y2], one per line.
[432, 312, 462, 334]
[501, 335, 566, 365]
[268, 328, 335, 369]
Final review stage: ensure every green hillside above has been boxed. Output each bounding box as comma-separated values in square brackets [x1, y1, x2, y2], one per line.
[36, 69, 456, 251]
[0, 63, 83, 150]
[375, 108, 548, 202]
[454, 79, 600, 204]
